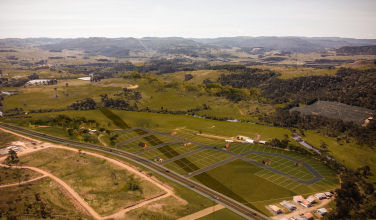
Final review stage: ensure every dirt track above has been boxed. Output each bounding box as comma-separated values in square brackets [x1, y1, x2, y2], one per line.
[0, 128, 185, 220]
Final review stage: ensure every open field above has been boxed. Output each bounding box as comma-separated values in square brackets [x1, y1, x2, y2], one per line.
[163, 149, 232, 174]
[116, 133, 176, 153]
[246, 65, 337, 79]
[138, 142, 201, 161]
[197, 208, 246, 220]
[1, 127, 225, 220]
[18, 148, 165, 216]
[290, 101, 374, 125]
[190, 159, 339, 216]
[303, 130, 376, 184]
[2, 79, 120, 111]
[245, 153, 315, 181]
[0, 177, 90, 219]
[0, 166, 42, 185]
[17, 110, 290, 141]
[0, 129, 19, 148]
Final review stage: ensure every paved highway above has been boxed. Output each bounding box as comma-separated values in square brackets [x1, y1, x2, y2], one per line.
[0, 123, 270, 220]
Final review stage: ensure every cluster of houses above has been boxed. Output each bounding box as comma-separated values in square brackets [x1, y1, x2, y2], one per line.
[270, 192, 332, 219]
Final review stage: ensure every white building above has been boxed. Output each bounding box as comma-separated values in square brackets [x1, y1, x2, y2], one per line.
[317, 208, 328, 215]
[306, 196, 316, 203]
[259, 140, 267, 144]
[225, 140, 233, 143]
[246, 138, 254, 143]
[0, 111, 2, 117]
[315, 193, 327, 200]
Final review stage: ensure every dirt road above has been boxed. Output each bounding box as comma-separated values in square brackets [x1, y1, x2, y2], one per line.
[0, 128, 185, 220]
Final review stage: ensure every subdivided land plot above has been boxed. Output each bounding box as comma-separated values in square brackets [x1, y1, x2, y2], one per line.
[246, 153, 315, 181]
[117, 134, 176, 153]
[138, 142, 202, 161]
[163, 149, 233, 174]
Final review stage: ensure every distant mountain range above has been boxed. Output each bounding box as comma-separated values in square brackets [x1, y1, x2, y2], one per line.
[1, 36, 376, 57]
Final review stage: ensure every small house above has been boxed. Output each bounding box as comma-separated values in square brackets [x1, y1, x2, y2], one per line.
[317, 208, 327, 215]
[269, 205, 282, 214]
[225, 143, 232, 149]
[170, 131, 177, 135]
[293, 215, 305, 220]
[304, 213, 314, 220]
[88, 129, 97, 134]
[246, 138, 254, 143]
[280, 201, 296, 210]
[301, 199, 312, 207]
[293, 195, 311, 207]
[225, 140, 233, 143]
[154, 157, 163, 163]
[263, 158, 271, 165]
[138, 142, 147, 148]
[0, 111, 2, 117]
[306, 196, 316, 204]
[315, 193, 327, 200]
[293, 195, 304, 203]
[259, 140, 266, 144]
[182, 141, 191, 146]
[295, 160, 303, 167]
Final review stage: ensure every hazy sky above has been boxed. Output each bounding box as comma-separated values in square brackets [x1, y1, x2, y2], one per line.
[0, 0, 375, 39]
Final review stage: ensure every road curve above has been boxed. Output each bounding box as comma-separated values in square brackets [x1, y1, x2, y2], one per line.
[0, 123, 271, 220]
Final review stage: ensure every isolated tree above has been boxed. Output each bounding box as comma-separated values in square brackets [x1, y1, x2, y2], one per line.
[320, 140, 329, 152]
[66, 83, 68, 86]
[8, 149, 18, 161]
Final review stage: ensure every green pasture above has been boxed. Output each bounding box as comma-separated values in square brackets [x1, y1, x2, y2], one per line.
[303, 130, 376, 183]
[25, 110, 290, 141]
[197, 208, 246, 220]
[190, 159, 298, 216]
[163, 149, 233, 175]
[246, 153, 315, 181]
[138, 142, 201, 161]
[2, 80, 121, 111]
[116, 133, 176, 153]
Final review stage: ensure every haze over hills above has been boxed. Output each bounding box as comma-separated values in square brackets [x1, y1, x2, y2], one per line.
[1, 36, 376, 56]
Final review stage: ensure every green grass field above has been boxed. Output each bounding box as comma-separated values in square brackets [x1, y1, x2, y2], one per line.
[138, 142, 202, 161]
[197, 208, 246, 220]
[22, 109, 291, 141]
[190, 159, 339, 216]
[246, 153, 315, 181]
[116, 134, 176, 153]
[163, 149, 233, 174]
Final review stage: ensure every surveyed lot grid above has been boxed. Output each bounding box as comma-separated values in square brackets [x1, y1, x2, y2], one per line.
[116, 134, 176, 153]
[116, 129, 148, 143]
[174, 130, 226, 147]
[255, 169, 339, 196]
[163, 149, 233, 175]
[138, 143, 201, 161]
[229, 143, 288, 155]
[246, 154, 315, 181]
